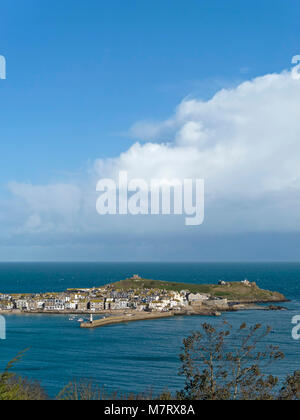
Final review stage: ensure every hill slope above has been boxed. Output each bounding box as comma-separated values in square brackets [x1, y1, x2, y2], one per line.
[107, 278, 286, 302]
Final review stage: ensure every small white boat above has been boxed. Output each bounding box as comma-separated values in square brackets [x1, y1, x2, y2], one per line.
[78, 318, 84, 323]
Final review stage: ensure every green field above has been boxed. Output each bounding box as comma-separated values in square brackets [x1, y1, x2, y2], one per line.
[108, 278, 286, 302]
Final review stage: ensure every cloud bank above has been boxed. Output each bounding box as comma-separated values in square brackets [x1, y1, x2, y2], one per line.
[2, 69, 300, 257]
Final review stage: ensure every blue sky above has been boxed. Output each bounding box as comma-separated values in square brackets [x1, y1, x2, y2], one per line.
[1, 0, 300, 261]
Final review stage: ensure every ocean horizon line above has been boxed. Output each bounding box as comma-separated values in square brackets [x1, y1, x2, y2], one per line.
[0, 261, 300, 265]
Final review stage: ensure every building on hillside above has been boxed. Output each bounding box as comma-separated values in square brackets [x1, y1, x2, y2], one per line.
[0, 300, 13, 311]
[241, 279, 251, 286]
[15, 299, 29, 311]
[131, 275, 142, 280]
[65, 300, 78, 310]
[89, 299, 105, 311]
[77, 300, 89, 311]
[44, 298, 65, 311]
[188, 293, 210, 305]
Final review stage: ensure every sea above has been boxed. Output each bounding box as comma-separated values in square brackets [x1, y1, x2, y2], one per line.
[0, 262, 299, 398]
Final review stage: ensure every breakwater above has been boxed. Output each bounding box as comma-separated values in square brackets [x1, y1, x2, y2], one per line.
[80, 311, 175, 328]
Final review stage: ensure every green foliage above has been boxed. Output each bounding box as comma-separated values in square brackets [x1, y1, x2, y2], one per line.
[178, 322, 286, 400]
[0, 350, 47, 400]
[279, 371, 300, 400]
[57, 381, 167, 401]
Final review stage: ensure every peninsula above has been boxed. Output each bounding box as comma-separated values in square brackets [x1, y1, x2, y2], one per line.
[0, 275, 287, 328]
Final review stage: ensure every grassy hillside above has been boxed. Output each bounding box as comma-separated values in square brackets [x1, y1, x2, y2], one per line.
[108, 278, 286, 302]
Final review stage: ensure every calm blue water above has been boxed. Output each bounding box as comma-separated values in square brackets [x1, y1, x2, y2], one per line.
[0, 263, 299, 398]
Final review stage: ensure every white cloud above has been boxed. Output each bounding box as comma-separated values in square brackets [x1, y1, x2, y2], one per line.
[95, 70, 300, 232]
[2, 68, 300, 244]
[8, 182, 82, 215]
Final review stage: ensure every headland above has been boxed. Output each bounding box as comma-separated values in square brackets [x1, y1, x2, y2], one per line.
[0, 276, 288, 328]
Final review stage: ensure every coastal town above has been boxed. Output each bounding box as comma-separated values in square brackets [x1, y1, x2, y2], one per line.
[0, 275, 226, 314]
[0, 275, 286, 320]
